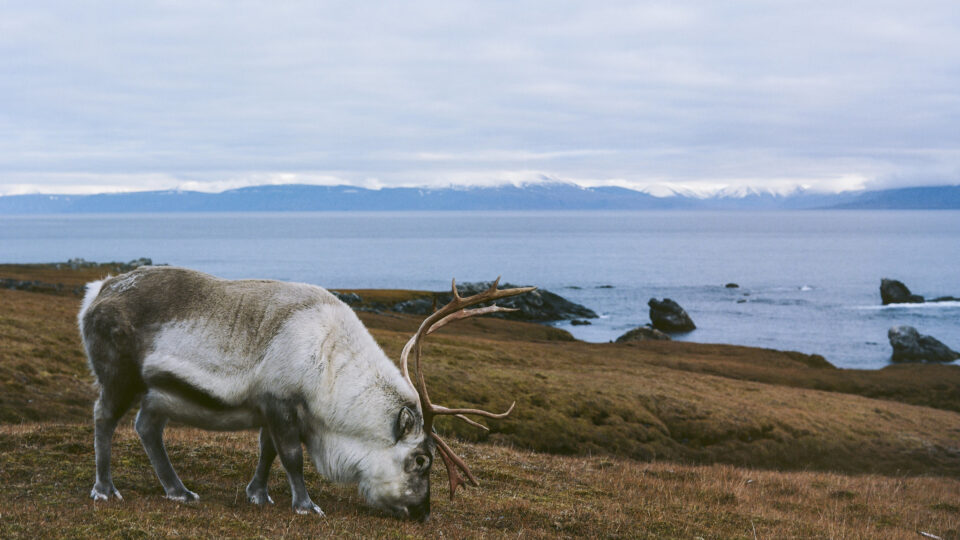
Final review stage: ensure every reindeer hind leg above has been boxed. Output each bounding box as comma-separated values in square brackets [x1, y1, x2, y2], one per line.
[87, 330, 142, 502]
[135, 394, 199, 502]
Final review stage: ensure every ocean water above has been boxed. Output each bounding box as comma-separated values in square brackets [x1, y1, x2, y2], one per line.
[1, 211, 958, 369]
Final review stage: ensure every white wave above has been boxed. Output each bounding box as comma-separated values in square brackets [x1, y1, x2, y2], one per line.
[853, 301, 960, 310]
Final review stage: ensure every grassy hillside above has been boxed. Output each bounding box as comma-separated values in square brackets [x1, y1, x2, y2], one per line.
[1, 262, 959, 538]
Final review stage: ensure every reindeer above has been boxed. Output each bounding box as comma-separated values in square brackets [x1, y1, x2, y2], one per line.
[77, 266, 530, 521]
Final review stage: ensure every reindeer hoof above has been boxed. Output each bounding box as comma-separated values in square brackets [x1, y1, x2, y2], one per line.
[246, 488, 274, 505]
[90, 484, 122, 501]
[166, 489, 199, 503]
[294, 501, 324, 516]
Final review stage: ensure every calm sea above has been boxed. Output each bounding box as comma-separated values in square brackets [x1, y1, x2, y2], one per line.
[1, 211, 958, 369]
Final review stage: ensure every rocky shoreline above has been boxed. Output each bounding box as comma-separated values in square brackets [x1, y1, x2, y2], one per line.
[338, 280, 599, 323]
[3, 260, 957, 366]
[0, 258, 156, 296]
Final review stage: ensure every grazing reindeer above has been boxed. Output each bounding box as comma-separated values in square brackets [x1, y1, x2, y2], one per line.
[78, 266, 530, 520]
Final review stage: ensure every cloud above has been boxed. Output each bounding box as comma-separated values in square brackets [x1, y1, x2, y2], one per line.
[0, 1, 958, 195]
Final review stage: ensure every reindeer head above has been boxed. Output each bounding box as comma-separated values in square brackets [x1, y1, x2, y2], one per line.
[325, 278, 532, 521]
[398, 278, 534, 509]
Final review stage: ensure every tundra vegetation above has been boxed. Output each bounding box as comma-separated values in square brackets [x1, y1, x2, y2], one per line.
[1, 262, 959, 539]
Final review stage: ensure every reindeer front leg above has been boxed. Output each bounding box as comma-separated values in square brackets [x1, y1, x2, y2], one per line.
[264, 400, 324, 516]
[246, 428, 276, 505]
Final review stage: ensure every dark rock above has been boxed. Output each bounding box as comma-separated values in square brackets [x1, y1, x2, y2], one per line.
[931, 296, 960, 302]
[332, 291, 363, 305]
[888, 326, 959, 363]
[390, 282, 598, 322]
[125, 257, 153, 269]
[736, 299, 747, 304]
[2, 278, 64, 295]
[725, 283, 739, 288]
[615, 326, 671, 343]
[392, 297, 434, 314]
[880, 278, 924, 305]
[596, 285, 614, 289]
[65, 257, 153, 272]
[648, 298, 696, 333]
[67, 257, 91, 270]
[570, 319, 591, 326]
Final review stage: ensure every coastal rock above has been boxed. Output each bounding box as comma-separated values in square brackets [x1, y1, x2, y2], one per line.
[391, 282, 598, 323]
[615, 326, 671, 343]
[332, 291, 363, 306]
[392, 297, 433, 314]
[66, 257, 153, 272]
[125, 257, 153, 269]
[1, 279, 63, 294]
[880, 278, 924, 305]
[570, 319, 592, 326]
[648, 298, 696, 333]
[725, 283, 739, 288]
[931, 295, 960, 302]
[888, 326, 959, 363]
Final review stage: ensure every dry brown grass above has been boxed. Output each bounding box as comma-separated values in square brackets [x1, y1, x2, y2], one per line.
[0, 289, 92, 423]
[2, 263, 960, 538]
[0, 423, 957, 539]
[0, 262, 126, 291]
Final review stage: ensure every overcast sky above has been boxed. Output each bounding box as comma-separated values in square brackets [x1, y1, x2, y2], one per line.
[1, 1, 959, 195]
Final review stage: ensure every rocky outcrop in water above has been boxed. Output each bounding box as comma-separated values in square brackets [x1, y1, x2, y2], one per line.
[880, 278, 924, 305]
[648, 298, 696, 333]
[615, 325, 671, 343]
[391, 282, 598, 322]
[888, 326, 959, 363]
[879, 278, 960, 304]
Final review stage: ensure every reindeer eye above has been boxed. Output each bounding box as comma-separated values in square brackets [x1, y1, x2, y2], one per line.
[394, 406, 417, 441]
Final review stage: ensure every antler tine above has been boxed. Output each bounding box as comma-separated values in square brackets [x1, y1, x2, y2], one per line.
[433, 433, 479, 498]
[451, 278, 461, 301]
[453, 414, 489, 431]
[432, 401, 516, 419]
[426, 305, 519, 335]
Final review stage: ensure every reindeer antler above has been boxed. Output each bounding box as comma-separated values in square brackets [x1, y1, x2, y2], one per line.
[400, 277, 535, 499]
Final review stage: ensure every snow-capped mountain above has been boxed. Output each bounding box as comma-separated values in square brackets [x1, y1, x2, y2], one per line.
[0, 183, 957, 213]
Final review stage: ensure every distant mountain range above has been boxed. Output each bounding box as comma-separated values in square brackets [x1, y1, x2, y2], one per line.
[1, 183, 959, 213]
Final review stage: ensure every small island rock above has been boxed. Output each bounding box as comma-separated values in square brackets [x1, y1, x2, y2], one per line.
[724, 283, 739, 288]
[615, 326, 671, 343]
[648, 298, 696, 333]
[888, 325, 959, 363]
[880, 278, 924, 305]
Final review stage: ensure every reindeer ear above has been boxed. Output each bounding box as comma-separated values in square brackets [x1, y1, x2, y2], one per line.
[395, 406, 417, 441]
